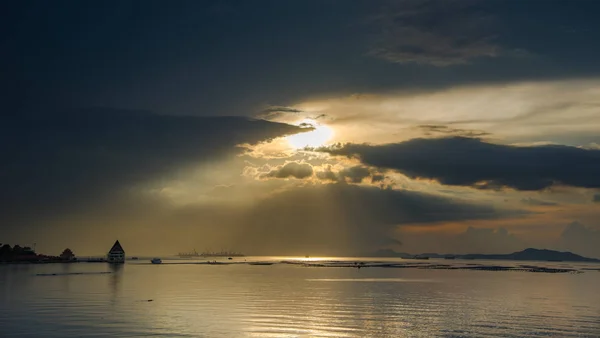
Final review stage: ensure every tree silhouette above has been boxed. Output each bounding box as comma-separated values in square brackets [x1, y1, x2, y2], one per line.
[0, 244, 12, 258]
[12, 245, 23, 255]
[60, 248, 75, 260]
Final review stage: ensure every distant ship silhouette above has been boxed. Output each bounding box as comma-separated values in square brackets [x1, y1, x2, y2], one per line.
[178, 249, 244, 258]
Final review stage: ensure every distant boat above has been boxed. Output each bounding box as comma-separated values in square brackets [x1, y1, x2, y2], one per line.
[178, 249, 200, 258]
[131, 257, 139, 260]
[178, 249, 244, 258]
[84, 257, 106, 263]
[201, 250, 244, 257]
[151, 258, 162, 264]
[207, 261, 227, 265]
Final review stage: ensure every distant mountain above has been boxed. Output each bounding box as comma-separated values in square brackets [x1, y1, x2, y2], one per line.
[368, 248, 600, 262]
[460, 248, 600, 262]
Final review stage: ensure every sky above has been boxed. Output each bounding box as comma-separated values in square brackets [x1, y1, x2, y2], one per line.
[2, 0, 600, 257]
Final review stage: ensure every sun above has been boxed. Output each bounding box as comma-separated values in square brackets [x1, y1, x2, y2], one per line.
[286, 119, 334, 149]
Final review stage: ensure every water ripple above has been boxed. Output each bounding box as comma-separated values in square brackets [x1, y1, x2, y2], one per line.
[1, 260, 599, 337]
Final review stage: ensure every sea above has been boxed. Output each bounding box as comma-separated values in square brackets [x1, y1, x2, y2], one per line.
[1, 257, 599, 337]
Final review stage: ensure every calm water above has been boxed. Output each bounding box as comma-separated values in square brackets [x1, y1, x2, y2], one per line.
[1, 258, 599, 337]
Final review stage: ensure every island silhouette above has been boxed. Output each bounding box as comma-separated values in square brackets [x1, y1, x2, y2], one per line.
[369, 248, 600, 263]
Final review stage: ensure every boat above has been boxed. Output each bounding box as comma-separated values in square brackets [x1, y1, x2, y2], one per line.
[151, 258, 162, 264]
[131, 257, 139, 260]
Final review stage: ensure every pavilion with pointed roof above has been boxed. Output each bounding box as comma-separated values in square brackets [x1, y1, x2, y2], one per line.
[107, 240, 125, 263]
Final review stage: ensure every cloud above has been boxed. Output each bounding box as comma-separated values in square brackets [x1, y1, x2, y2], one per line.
[583, 143, 600, 150]
[252, 161, 390, 187]
[316, 165, 387, 184]
[0, 109, 305, 226]
[321, 136, 600, 191]
[369, 0, 500, 66]
[339, 166, 371, 183]
[417, 124, 491, 138]
[263, 161, 314, 179]
[557, 221, 600, 258]
[293, 79, 600, 147]
[257, 106, 304, 120]
[261, 106, 303, 114]
[397, 225, 529, 255]
[250, 159, 390, 186]
[520, 197, 558, 206]
[456, 226, 524, 254]
[231, 184, 520, 255]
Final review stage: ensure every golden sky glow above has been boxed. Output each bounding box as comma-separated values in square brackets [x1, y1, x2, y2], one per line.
[11, 79, 599, 257]
[286, 118, 334, 149]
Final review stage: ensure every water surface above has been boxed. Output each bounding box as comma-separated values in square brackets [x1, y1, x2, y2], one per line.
[1, 258, 599, 337]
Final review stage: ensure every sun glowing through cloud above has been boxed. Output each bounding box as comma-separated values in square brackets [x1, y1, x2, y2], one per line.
[286, 119, 334, 149]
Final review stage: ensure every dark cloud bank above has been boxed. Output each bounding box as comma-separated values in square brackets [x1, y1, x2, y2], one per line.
[5, 1, 600, 116]
[323, 137, 600, 191]
[0, 109, 303, 226]
[370, 0, 500, 66]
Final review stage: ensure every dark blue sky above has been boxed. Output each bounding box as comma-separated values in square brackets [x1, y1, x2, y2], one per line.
[3, 0, 600, 115]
